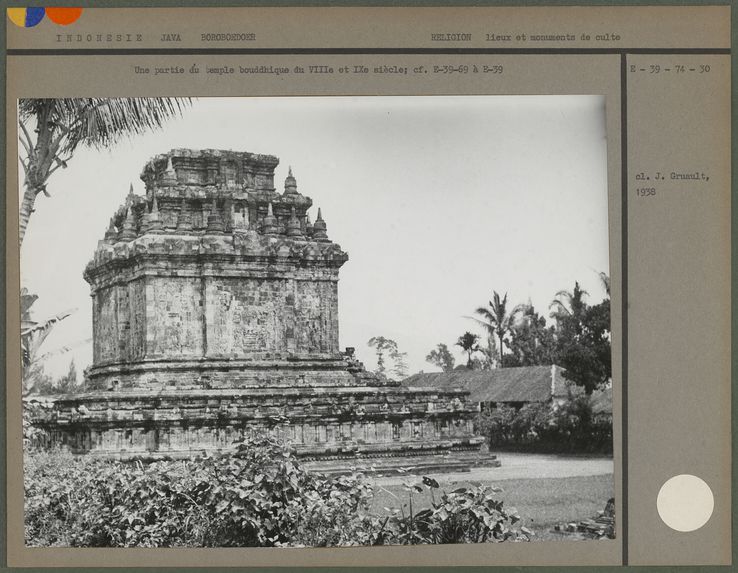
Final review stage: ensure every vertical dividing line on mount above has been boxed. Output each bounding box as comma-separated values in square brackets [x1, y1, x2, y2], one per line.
[620, 51, 629, 566]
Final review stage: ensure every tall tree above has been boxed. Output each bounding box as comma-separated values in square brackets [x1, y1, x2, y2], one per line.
[425, 343, 456, 372]
[18, 97, 191, 245]
[390, 350, 409, 380]
[56, 359, 79, 394]
[471, 291, 525, 367]
[367, 336, 399, 376]
[455, 331, 480, 368]
[506, 304, 556, 367]
[478, 335, 499, 370]
[552, 279, 611, 394]
[549, 281, 589, 326]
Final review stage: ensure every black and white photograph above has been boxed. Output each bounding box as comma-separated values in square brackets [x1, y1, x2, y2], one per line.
[19, 95, 613, 547]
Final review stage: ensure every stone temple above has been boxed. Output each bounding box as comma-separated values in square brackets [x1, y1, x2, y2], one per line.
[34, 149, 498, 473]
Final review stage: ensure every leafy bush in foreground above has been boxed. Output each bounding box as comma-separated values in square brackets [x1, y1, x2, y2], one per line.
[386, 476, 530, 544]
[25, 435, 529, 547]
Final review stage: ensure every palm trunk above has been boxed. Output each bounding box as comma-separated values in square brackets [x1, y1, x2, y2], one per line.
[498, 332, 504, 367]
[19, 182, 39, 246]
[19, 100, 55, 247]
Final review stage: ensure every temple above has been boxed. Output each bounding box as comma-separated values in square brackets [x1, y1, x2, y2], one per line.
[33, 149, 498, 473]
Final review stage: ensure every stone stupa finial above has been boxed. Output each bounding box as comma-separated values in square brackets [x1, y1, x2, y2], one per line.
[312, 207, 328, 241]
[162, 155, 177, 186]
[284, 166, 298, 195]
[140, 199, 152, 232]
[286, 206, 303, 237]
[147, 192, 163, 233]
[118, 206, 138, 241]
[262, 202, 278, 235]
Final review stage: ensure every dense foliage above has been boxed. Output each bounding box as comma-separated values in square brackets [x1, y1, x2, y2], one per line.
[455, 332, 480, 368]
[553, 296, 611, 395]
[503, 306, 557, 368]
[475, 396, 612, 455]
[367, 336, 409, 380]
[428, 276, 611, 396]
[387, 476, 531, 544]
[25, 434, 529, 547]
[425, 343, 456, 372]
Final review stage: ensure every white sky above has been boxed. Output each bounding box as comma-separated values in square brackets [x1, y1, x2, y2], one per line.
[20, 95, 609, 380]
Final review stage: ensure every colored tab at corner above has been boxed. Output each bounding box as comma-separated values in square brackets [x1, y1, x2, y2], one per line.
[7, 7, 45, 28]
[46, 7, 82, 25]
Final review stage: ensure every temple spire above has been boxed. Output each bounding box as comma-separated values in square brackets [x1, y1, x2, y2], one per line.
[119, 206, 138, 241]
[312, 207, 328, 241]
[284, 166, 298, 194]
[286, 206, 303, 237]
[162, 155, 177, 186]
[140, 199, 152, 232]
[147, 193, 163, 232]
[261, 202, 278, 235]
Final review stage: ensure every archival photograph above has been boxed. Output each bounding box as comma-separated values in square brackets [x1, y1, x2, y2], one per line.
[19, 95, 613, 547]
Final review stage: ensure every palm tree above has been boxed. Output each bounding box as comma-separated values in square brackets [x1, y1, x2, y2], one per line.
[455, 331, 479, 368]
[18, 97, 191, 245]
[549, 281, 589, 325]
[471, 291, 526, 367]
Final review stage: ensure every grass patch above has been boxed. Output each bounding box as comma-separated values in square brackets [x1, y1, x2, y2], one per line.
[370, 473, 614, 540]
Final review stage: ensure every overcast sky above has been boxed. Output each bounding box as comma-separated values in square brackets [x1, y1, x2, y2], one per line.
[20, 95, 609, 380]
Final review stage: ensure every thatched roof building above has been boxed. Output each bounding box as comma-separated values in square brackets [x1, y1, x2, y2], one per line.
[403, 365, 612, 415]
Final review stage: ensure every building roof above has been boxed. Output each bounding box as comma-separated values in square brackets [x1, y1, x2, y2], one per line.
[402, 365, 575, 404]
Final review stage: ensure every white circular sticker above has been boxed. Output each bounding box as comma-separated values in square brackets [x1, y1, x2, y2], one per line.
[657, 474, 714, 532]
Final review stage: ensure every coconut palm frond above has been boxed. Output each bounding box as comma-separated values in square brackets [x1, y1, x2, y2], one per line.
[551, 289, 573, 303]
[19, 98, 191, 156]
[18, 98, 192, 245]
[549, 298, 570, 313]
[473, 306, 497, 322]
[465, 315, 494, 335]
